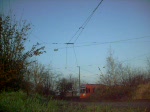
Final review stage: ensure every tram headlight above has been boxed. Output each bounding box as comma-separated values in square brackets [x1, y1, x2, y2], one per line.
[83, 93, 86, 96]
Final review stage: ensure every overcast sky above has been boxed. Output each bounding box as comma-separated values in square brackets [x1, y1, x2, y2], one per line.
[1, 0, 150, 83]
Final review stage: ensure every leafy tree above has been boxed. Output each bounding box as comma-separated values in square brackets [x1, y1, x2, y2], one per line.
[0, 16, 45, 91]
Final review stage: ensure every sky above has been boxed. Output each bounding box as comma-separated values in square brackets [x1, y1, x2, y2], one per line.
[1, 0, 150, 83]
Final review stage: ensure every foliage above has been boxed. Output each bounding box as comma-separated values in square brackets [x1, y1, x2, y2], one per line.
[0, 16, 45, 92]
[0, 91, 59, 112]
[56, 77, 73, 98]
[26, 62, 57, 96]
[133, 82, 150, 99]
[146, 57, 150, 78]
[97, 48, 150, 101]
[67, 74, 79, 93]
[0, 91, 148, 112]
[90, 85, 133, 101]
[99, 48, 123, 85]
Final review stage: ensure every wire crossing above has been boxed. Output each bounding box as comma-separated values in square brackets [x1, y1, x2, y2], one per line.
[55, 36, 150, 50]
[65, 0, 104, 68]
[68, 0, 104, 43]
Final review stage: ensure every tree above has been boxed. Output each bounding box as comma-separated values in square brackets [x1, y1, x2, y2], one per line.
[99, 48, 131, 86]
[0, 15, 45, 91]
[56, 78, 73, 98]
[97, 48, 150, 100]
[100, 48, 120, 85]
[67, 74, 79, 96]
[25, 62, 57, 95]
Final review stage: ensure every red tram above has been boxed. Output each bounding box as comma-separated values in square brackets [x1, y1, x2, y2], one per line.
[80, 84, 102, 99]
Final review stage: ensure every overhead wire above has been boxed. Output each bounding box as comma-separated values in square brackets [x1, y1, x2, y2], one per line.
[51, 52, 150, 81]
[73, 0, 104, 43]
[85, 36, 150, 45]
[81, 67, 98, 75]
[69, 0, 104, 43]
[73, 28, 84, 43]
[68, 29, 80, 43]
[121, 52, 150, 63]
[65, 44, 68, 68]
[73, 44, 78, 66]
[65, 0, 104, 67]
[37, 35, 150, 45]
[55, 35, 150, 50]
[22, 1, 148, 72]
[31, 33, 49, 44]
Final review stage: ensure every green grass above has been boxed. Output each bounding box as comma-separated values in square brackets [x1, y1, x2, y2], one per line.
[0, 91, 148, 112]
[0, 91, 59, 112]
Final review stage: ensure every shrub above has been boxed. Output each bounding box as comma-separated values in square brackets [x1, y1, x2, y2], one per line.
[0, 91, 59, 112]
[90, 85, 134, 101]
[133, 82, 150, 100]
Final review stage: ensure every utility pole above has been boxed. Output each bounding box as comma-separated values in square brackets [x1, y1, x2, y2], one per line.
[77, 66, 80, 94]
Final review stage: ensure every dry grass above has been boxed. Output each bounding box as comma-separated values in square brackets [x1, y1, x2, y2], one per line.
[133, 82, 150, 100]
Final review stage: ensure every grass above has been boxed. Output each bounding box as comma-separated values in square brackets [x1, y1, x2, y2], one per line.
[0, 91, 59, 112]
[133, 82, 150, 100]
[0, 91, 149, 112]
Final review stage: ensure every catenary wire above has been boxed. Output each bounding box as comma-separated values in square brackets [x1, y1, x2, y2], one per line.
[65, 0, 104, 67]
[55, 36, 150, 50]
[45, 35, 150, 45]
[68, 0, 104, 43]
[65, 44, 68, 68]
[73, 44, 78, 66]
[74, 0, 104, 43]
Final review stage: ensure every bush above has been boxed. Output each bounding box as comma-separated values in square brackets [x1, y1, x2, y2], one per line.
[133, 82, 150, 100]
[0, 91, 148, 112]
[0, 91, 59, 112]
[90, 85, 134, 101]
[0, 91, 26, 112]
